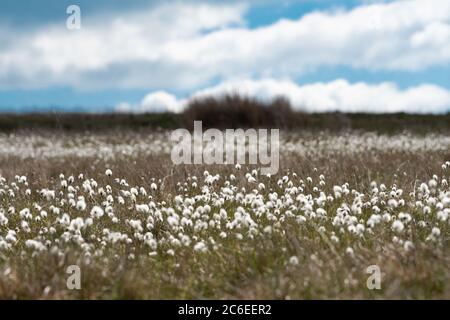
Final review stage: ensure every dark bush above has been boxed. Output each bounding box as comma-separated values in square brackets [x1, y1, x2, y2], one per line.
[182, 93, 304, 130]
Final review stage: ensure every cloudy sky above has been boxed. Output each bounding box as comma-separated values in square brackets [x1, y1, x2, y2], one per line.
[0, 0, 449, 113]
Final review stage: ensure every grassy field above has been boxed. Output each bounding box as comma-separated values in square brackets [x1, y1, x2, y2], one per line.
[0, 125, 449, 299]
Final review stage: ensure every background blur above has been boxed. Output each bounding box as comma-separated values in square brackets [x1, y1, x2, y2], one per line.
[0, 0, 449, 114]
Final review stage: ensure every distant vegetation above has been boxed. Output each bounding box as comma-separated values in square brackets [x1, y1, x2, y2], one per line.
[0, 94, 449, 133]
[183, 94, 298, 130]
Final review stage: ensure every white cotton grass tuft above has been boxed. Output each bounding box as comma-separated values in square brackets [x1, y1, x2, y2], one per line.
[193, 241, 207, 252]
[76, 198, 87, 211]
[431, 227, 441, 237]
[391, 220, 404, 233]
[90, 206, 104, 219]
[289, 256, 299, 266]
[345, 247, 354, 257]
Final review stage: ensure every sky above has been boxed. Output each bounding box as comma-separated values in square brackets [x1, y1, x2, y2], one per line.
[0, 0, 449, 113]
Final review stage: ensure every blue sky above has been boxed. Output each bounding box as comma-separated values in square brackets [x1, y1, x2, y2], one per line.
[0, 0, 449, 113]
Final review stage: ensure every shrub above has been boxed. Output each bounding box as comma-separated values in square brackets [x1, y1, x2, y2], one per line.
[182, 93, 303, 130]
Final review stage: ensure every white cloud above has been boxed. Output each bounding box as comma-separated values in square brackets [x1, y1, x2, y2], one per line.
[0, 0, 450, 90]
[121, 79, 450, 114]
[0, 2, 247, 89]
[117, 91, 186, 114]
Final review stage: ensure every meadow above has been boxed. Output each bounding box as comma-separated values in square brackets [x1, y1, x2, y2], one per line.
[0, 96, 448, 299]
[0, 123, 449, 299]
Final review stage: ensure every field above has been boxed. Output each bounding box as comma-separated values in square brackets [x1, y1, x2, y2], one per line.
[2, 0, 450, 303]
[0, 120, 449, 300]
